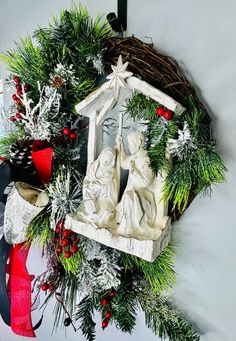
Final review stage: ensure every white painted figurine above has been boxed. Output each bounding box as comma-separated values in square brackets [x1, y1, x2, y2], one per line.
[78, 147, 119, 227]
[114, 131, 162, 240]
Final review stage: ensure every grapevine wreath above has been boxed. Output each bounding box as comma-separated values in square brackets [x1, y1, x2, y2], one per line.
[0, 5, 226, 341]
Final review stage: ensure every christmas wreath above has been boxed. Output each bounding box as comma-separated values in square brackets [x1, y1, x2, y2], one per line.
[0, 4, 226, 341]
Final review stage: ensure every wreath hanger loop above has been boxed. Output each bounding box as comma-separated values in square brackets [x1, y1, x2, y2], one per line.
[107, 0, 127, 36]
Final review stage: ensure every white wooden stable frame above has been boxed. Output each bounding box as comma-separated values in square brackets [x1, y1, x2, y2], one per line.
[65, 57, 185, 261]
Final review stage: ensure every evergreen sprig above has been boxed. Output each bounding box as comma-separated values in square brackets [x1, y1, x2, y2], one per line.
[111, 289, 138, 333]
[125, 92, 227, 213]
[0, 4, 111, 113]
[26, 208, 52, 245]
[163, 146, 227, 211]
[74, 296, 96, 341]
[122, 244, 176, 292]
[139, 291, 200, 341]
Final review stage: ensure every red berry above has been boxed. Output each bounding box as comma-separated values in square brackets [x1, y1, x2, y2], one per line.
[64, 251, 72, 259]
[41, 283, 49, 291]
[15, 98, 22, 105]
[70, 132, 77, 139]
[48, 283, 55, 292]
[55, 227, 61, 234]
[62, 229, 71, 237]
[9, 116, 16, 122]
[23, 84, 30, 92]
[56, 221, 64, 231]
[109, 289, 117, 299]
[61, 238, 70, 247]
[12, 94, 17, 100]
[17, 89, 23, 96]
[101, 319, 109, 329]
[73, 239, 79, 245]
[15, 113, 22, 119]
[55, 236, 59, 243]
[156, 107, 165, 117]
[101, 298, 109, 306]
[62, 127, 71, 136]
[104, 311, 112, 319]
[15, 84, 21, 91]
[56, 246, 62, 254]
[163, 110, 173, 121]
[13, 76, 21, 84]
[70, 245, 79, 254]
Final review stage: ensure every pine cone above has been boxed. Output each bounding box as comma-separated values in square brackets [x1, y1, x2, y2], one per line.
[9, 140, 40, 186]
[51, 74, 64, 89]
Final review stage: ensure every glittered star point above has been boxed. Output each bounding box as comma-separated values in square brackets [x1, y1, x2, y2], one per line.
[106, 55, 133, 98]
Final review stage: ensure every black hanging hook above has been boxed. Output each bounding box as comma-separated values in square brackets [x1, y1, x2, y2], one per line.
[107, 0, 127, 34]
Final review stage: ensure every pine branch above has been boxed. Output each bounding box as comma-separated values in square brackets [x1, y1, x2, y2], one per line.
[121, 244, 176, 293]
[163, 146, 227, 212]
[74, 296, 96, 341]
[26, 208, 52, 245]
[139, 291, 200, 341]
[111, 287, 138, 333]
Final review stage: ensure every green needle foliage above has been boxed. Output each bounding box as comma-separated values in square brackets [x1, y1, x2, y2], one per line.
[125, 92, 227, 213]
[139, 291, 200, 341]
[26, 208, 53, 245]
[0, 130, 25, 157]
[111, 289, 138, 333]
[163, 147, 227, 211]
[0, 4, 111, 112]
[75, 295, 96, 341]
[122, 244, 176, 293]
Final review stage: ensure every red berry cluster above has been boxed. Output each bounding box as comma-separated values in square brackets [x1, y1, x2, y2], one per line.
[62, 127, 78, 141]
[101, 289, 117, 329]
[10, 75, 30, 123]
[54, 221, 79, 259]
[156, 106, 173, 121]
[41, 282, 55, 292]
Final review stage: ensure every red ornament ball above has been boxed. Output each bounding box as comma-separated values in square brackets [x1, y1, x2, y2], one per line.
[12, 94, 17, 101]
[13, 75, 21, 84]
[70, 245, 79, 254]
[24, 84, 30, 93]
[61, 238, 70, 247]
[62, 127, 71, 136]
[101, 298, 109, 306]
[17, 89, 23, 96]
[9, 116, 16, 122]
[101, 319, 109, 329]
[15, 113, 22, 119]
[56, 246, 62, 254]
[64, 251, 72, 259]
[163, 110, 173, 121]
[156, 107, 165, 117]
[62, 229, 71, 238]
[109, 289, 117, 299]
[41, 283, 49, 291]
[104, 311, 112, 319]
[70, 132, 77, 139]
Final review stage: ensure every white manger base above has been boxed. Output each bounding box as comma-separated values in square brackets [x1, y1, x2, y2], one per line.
[65, 214, 172, 262]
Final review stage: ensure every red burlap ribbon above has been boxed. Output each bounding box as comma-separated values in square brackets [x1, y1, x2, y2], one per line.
[32, 145, 53, 185]
[9, 243, 36, 337]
